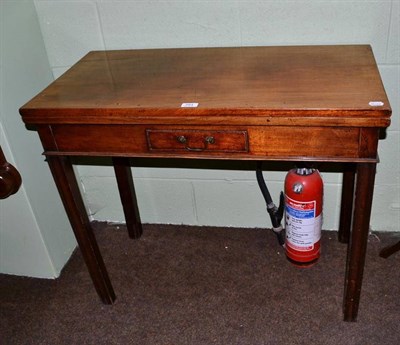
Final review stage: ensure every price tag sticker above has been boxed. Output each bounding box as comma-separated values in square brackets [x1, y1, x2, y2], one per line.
[181, 102, 199, 108]
[369, 101, 384, 107]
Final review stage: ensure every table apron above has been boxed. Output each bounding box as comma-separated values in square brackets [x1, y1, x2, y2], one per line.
[38, 124, 380, 162]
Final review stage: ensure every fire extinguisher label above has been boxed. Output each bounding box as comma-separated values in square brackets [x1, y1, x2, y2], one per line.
[285, 196, 321, 251]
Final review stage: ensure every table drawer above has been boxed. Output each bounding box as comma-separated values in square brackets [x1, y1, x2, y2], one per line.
[146, 129, 248, 153]
[47, 125, 249, 156]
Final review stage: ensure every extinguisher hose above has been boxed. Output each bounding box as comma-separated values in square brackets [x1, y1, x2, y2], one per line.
[256, 162, 285, 247]
[256, 166, 274, 206]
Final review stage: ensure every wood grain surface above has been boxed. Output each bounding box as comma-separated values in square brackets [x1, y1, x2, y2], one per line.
[20, 45, 391, 127]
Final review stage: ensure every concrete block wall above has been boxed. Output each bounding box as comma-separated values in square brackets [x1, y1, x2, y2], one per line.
[34, 0, 399, 232]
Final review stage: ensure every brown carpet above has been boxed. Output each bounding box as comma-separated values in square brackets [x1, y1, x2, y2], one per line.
[1, 222, 399, 345]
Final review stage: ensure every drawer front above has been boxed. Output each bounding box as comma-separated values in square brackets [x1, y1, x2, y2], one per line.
[146, 129, 248, 153]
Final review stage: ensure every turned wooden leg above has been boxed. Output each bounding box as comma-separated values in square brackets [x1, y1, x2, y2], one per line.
[47, 156, 115, 304]
[112, 157, 143, 239]
[338, 164, 355, 243]
[343, 162, 376, 321]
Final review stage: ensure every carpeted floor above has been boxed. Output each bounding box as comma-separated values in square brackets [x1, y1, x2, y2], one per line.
[1, 222, 399, 345]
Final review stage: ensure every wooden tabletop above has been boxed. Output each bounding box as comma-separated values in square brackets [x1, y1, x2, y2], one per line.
[20, 45, 391, 126]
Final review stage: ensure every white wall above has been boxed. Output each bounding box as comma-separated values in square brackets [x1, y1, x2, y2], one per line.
[33, 0, 399, 232]
[0, 0, 76, 278]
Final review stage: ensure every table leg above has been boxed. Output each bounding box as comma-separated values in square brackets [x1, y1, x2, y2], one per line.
[338, 164, 355, 243]
[379, 240, 400, 258]
[47, 156, 116, 304]
[343, 162, 376, 321]
[112, 157, 143, 239]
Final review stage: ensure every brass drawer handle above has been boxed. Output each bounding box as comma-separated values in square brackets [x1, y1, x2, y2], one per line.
[176, 135, 215, 151]
[205, 136, 215, 144]
[176, 135, 187, 144]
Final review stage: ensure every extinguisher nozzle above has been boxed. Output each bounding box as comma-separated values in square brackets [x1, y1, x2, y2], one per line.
[272, 225, 286, 247]
[267, 192, 284, 227]
[277, 231, 286, 247]
[256, 163, 286, 247]
[277, 191, 285, 224]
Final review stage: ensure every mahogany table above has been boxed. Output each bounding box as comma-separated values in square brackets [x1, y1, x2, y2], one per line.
[20, 45, 391, 321]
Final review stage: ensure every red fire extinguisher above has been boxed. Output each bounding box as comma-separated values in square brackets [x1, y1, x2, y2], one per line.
[284, 167, 323, 267]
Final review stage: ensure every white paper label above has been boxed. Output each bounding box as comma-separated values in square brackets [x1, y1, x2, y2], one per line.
[369, 101, 384, 107]
[181, 102, 199, 108]
[285, 196, 321, 251]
